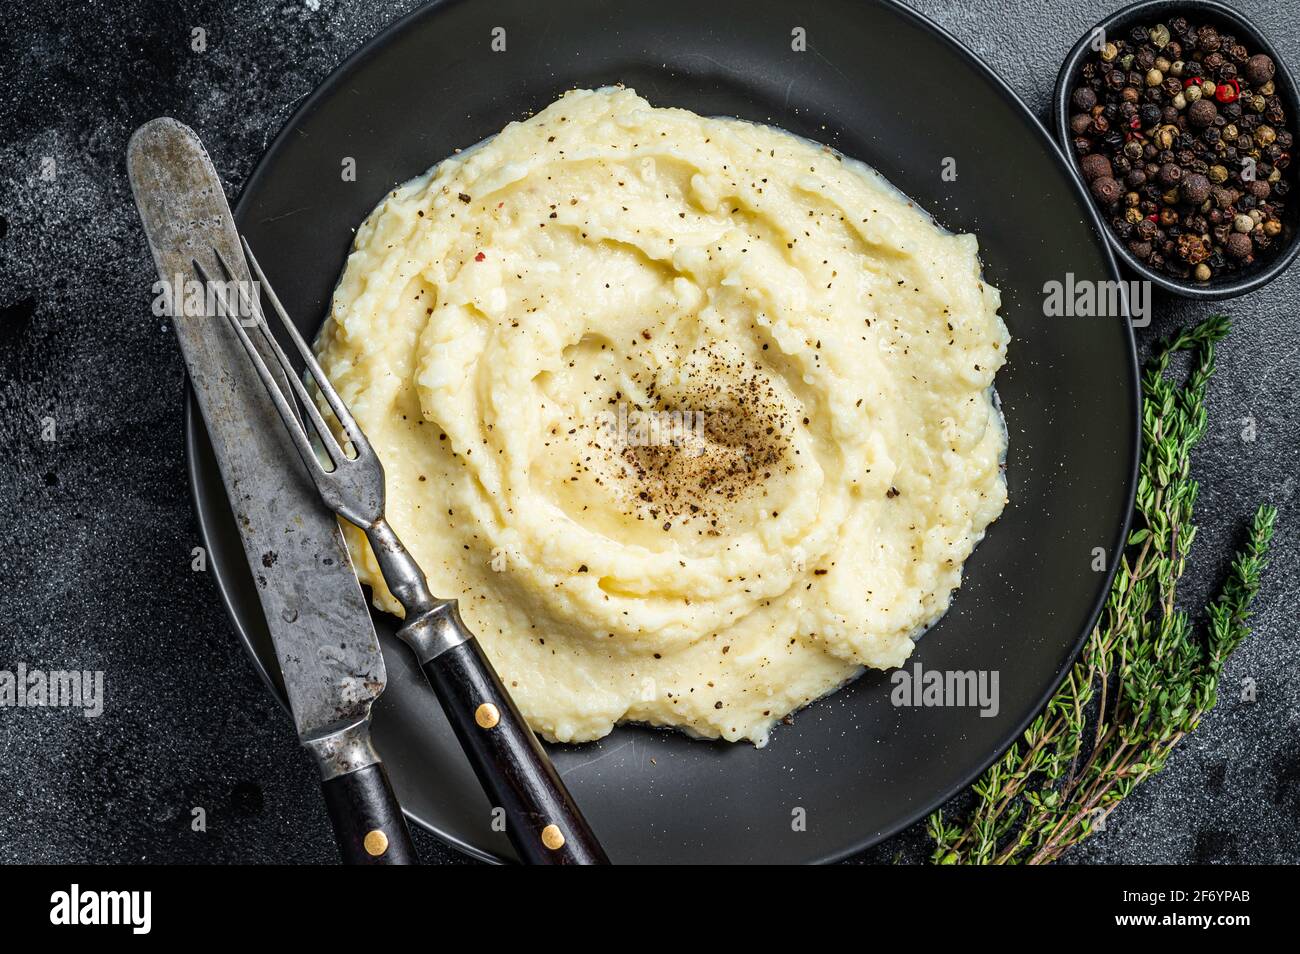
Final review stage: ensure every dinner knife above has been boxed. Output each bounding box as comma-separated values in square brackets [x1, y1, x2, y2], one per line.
[127, 118, 417, 865]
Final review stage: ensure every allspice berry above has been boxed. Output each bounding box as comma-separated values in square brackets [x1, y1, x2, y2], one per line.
[1245, 53, 1275, 86]
[1080, 154, 1113, 182]
[1157, 162, 1183, 187]
[1181, 172, 1212, 205]
[1225, 232, 1253, 259]
[1187, 98, 1218, 128]
[1090, 176, 1123, 205]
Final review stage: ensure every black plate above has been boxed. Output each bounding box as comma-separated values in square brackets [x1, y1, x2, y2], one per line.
[187, 0, 1139, 864]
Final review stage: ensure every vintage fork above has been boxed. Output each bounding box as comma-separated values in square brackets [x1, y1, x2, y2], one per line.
[195, 239, 609, 865]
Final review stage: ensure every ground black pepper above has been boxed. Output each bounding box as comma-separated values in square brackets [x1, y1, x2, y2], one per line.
[1070, 16, 1292, 283]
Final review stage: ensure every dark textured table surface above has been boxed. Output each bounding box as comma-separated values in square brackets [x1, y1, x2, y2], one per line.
[1, 0, 1296, 864]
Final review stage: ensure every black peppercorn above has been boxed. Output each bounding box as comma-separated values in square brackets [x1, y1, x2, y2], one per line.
[1158, 162, 1183, 186]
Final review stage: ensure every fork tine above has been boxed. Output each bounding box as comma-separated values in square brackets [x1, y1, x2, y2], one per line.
[241, 236, 375, 460]
[194, 257, 327, 477]
[211, 248, 348, 466]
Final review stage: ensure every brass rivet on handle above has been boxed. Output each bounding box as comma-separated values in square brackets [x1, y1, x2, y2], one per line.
[364, 829, 389, 857]
[475, 702, 500, 729]
[541, 824, 565, 851]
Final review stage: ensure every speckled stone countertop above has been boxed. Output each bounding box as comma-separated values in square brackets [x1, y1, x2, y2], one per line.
[1, 0, 1296, 864]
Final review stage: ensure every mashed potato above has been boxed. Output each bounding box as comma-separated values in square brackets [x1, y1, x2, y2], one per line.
[315, 88, 1008, 745]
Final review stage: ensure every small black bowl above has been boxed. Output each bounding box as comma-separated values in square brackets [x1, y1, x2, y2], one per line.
[1054, 0, 1300, 299]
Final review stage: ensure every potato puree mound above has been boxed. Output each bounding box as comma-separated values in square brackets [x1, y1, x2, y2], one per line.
[316, 88, 1009, 746]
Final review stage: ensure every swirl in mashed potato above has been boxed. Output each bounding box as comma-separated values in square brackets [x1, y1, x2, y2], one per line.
[315, 88, 1008, 745]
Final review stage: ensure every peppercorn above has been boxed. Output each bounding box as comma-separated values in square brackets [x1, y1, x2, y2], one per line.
[1225, 232, 1253, 258]
[1072, 86, 1097, 111]
[1091, 176, 1123, 205]
[1079, 153, 1112, 182]
[1072, 17, 1293, 285]
[1245, 53, 1275, 86]
[1176, 232, 1209, 262]
[1157, 162, 1183, 186]
[1187, 98, 1218, 128]
[1181, 172, 1212, 204]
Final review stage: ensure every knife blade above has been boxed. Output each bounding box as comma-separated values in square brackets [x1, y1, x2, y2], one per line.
[127, 117, 416, 865]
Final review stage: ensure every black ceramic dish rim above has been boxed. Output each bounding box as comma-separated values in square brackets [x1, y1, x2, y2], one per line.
[1053, 0, 1300, 300]
[184, 0, 1141, 865]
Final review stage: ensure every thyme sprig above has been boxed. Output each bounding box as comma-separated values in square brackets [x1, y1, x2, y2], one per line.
[928, 316, 1277, 865]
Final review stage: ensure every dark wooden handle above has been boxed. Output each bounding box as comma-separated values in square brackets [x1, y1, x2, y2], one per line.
[320, 761, 419, 865]
[421, 638, 610, 864]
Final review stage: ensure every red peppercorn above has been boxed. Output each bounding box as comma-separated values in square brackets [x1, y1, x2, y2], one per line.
[474, 251, 486, 261]
[1215, 78, 1239, 104]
